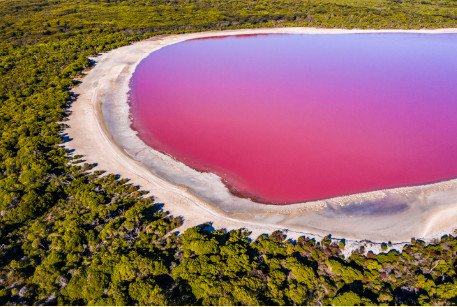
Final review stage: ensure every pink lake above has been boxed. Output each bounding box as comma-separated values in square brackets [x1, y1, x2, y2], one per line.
[129, 33, 457, 204]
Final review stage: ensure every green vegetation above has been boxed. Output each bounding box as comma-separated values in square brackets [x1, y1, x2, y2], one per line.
[1, 0, 457, 305]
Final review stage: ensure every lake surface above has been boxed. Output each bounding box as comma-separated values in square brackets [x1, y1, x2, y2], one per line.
[129, 33, 457, 204]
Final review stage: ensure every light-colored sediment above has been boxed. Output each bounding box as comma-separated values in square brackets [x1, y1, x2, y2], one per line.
[65, 27, 457, 248]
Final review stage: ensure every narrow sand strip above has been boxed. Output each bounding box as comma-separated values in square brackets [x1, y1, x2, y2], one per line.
[66, 27, 457, 245]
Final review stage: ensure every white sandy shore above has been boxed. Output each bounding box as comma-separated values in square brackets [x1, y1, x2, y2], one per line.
[66, 27, 457, 248]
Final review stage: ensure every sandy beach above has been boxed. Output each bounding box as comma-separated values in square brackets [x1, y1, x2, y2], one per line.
[65, 27, 457, 249]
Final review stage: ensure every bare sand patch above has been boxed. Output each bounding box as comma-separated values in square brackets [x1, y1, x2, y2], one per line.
[66, 27, 457, 246]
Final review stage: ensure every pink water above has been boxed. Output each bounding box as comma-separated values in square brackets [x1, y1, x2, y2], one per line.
[129, 33, 457, 204]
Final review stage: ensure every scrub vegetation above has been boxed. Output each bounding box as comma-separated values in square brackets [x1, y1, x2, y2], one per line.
[1, 0, 457, 305]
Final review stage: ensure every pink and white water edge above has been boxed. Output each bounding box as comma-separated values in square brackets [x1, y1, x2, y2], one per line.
[69, 28, 457, 243]
[129, 32, 457, 205]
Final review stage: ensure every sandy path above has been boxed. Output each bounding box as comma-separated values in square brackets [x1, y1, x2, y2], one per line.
[66, 27, 457, 246]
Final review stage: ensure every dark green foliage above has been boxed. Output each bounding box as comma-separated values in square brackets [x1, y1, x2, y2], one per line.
[128, 279, 167, 305]
[1, 0, 457, 305]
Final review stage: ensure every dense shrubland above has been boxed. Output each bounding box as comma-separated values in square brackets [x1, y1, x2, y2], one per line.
[1, 0, 457, 305]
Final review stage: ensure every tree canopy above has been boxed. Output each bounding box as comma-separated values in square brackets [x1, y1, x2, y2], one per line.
[1, 0, 457, 305]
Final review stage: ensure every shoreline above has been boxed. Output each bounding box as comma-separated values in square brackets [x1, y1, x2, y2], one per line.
[66, 27, 457, 245]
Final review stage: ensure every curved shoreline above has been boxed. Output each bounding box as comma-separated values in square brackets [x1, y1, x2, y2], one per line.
[66, 27, 457, 244]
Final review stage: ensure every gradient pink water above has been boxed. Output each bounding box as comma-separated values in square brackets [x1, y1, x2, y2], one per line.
[129, 33, 457, 204]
